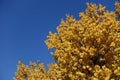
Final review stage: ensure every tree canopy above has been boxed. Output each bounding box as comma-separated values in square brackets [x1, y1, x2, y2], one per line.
[14, 1, 120, 80]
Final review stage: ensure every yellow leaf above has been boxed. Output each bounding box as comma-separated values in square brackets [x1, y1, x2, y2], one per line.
[110, 42, 115, 47]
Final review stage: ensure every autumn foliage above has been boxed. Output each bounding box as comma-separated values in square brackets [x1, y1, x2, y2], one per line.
[14, 2, 120, 80]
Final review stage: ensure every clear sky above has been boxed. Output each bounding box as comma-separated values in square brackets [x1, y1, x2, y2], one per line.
[0, 0, 117, 80]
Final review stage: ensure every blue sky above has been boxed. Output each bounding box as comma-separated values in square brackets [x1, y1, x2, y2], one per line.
[0, 0, 116, 80]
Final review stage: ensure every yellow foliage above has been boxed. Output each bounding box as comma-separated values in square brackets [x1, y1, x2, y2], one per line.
[14, 1, 120, 80]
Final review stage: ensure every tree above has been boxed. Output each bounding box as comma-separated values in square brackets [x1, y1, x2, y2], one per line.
[14, 1, 120, 80]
